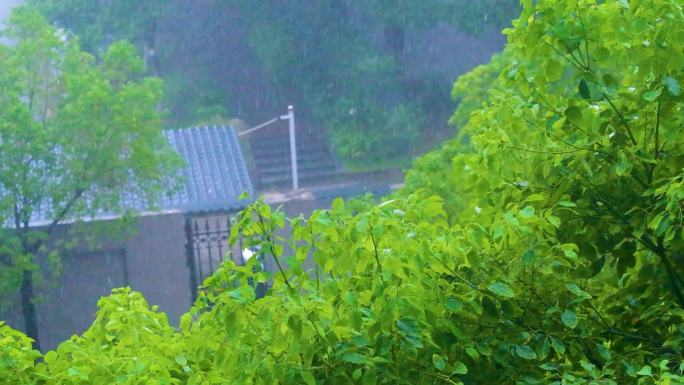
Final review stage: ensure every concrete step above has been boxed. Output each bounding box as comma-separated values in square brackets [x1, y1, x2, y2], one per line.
[259, 162, 337, 178]
[252, 150, 333, 167]
[250, 141, 330, 156]
[248, 131, 340, 191]
[259, 169, 346, 187]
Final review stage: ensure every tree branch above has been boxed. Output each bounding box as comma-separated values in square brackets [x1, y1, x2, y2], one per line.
[256, 211, 293, 293]
[603, 94, 637, 146]
[368, 221, 385, 285]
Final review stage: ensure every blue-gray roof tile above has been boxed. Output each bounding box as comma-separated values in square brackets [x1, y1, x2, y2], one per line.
[164, 125, 253, 213]
[18, 125, 253, 226]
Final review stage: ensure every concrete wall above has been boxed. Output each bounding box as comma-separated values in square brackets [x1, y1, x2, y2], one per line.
[0, 191, 366, 350]
[0, 212, 193, 351]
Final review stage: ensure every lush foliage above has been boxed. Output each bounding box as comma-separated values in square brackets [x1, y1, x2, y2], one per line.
[28, 0, 169, 57]
[0, 7, 179, 346]
[0, 321, 40, 384]
[3, 0, 684, 384]
[221, 0, 516, 161]
[29, 0, 516, 162]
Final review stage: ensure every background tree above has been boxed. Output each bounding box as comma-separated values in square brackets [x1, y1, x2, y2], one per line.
[28, 0, 518, 164]
[28, 0, 169, 73]
[0, 7, 179, 349]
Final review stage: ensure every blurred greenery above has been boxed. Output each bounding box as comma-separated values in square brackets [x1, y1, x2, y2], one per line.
[28, 0, 518, 163]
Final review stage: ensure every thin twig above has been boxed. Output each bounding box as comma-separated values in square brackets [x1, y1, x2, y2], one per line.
[603, 94, 638, 146]
[505, 143, 583, 155]
[256, 212, 294, 293]
[654, 101, 661, 160]
[368, 221, 385, 285]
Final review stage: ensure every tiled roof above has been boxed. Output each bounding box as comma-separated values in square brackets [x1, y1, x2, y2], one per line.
[20, 125, 253, 226]
[163, 125, 253, 212]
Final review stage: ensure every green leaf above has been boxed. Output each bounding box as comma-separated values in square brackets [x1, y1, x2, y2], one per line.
[353, 368, 363, 380]
[174, 355, 188, 366]
[664, 76, 681, 96]
[452, 361, 468, 375]
[566, 284, 592, 300]
[519, 206, 535, 219]
[548, 216, 561, 228]
[524, 194, 545, 203]
[643, 88, 662, 102]
[523, 249, 535, 265]
[636, 365, 652, 376]
[446, 298, 463, 312]
[551, 339, 566, 355]
[362, 370, 377, 385]
[597, 344, 612, 361]
[341, 352, 367, 364]
[487, 282, 515, 298]
[618, 0, 629, 8]
[465, 347, 479, 361]
[579, 79, 591, 99]
[615, 153, 631, 176]
[332, 197, 345, 212]
[561, 310, 578, 329]
[302, 371, 316, 385]
[546, 60, 563, 81]
[515, 345, 538, 360]
[564, 106, 582, 122]
[396, 317, 419, 337]
[432, 354, 446, 370]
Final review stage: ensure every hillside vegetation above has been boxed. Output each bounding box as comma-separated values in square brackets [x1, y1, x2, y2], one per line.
[2, 0, 684, 384]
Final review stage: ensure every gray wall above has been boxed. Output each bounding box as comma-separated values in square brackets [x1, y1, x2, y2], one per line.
[0, 193, 356, 351]
[1, 212, 193, 351]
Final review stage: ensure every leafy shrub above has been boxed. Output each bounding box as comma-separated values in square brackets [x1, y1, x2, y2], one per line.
[329, 102, 422, 162]
[0, 321, 40, 385]
[39, 288, 189, 384]
[448, 50, 509, 130]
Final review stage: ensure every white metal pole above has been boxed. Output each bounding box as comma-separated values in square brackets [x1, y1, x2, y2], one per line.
[287, 105, 298, 190]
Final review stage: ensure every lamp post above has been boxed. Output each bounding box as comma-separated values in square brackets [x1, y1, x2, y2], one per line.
[281, 105, 298, 190]
[241, 105, 299, 191]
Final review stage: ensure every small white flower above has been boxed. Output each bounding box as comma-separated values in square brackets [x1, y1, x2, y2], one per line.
[475, 206, 482, 214]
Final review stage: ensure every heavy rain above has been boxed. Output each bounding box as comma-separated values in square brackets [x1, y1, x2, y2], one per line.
[1, 1, 683, 384]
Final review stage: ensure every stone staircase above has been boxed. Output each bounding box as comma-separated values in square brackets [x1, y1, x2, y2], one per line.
[248, 130, 341, 191]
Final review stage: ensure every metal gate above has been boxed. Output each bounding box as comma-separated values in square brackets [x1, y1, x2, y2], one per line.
[185, 214, 242, 301]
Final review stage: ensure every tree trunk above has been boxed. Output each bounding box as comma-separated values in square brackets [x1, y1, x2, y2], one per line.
[20, 269, 40, 350]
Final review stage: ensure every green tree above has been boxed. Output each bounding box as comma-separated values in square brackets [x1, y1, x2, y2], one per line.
[30, 0, 518, 162]
[28, 0, 169, 73]
[365, 0, 518, 60]
[0, 7, 179, 349]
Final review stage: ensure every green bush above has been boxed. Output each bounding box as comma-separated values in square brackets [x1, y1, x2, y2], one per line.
[329, 102, 422, 162]
[39, 288, 188, 384]
[0, 322, 40, 385]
